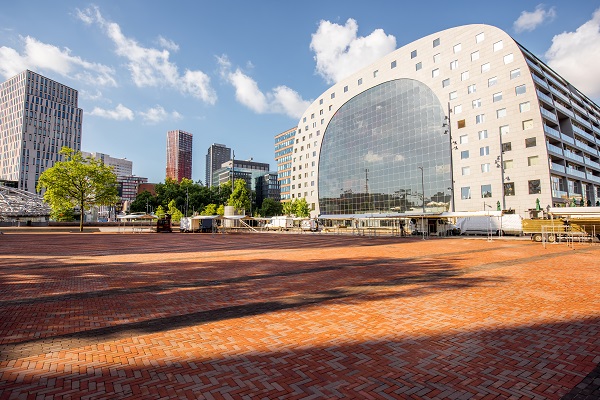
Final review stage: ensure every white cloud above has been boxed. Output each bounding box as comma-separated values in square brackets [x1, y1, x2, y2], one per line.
[76, 5, 216, 104]
[218, 55, 310, 119]
[0, 36, 116, 85]
[88, 104, 134, 120]
[545, 8, 600, 98]
[79, 89, 104, 101]
[310, 18, 396, 84]
[139, 105, 182, 124]
[157, 35, 179, 52]
[514, 4, 557, 33]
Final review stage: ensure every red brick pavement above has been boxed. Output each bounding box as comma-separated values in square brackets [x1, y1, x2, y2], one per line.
[0, 233, 599, 399]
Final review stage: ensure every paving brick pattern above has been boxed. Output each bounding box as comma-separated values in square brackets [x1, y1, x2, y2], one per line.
[0, 233, 599, 399]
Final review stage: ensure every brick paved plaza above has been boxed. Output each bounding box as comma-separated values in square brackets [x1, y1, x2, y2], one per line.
[0, 232, 599, 399]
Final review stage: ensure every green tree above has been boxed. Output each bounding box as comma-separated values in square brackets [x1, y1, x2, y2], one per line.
[228, 179, 250, 214]
[155, 205, 166, 219]
[130, 190, 157, 214]
[216, 204, 225, 215]
[168, 199, 184, 222]
[50, 205, 75, 222]
[282, 200, 295, 216]
[201, 203, 218, 215]
[37, 147, 118, 232]
[259, 198, 283, 217]
[294, 198, 311, 218]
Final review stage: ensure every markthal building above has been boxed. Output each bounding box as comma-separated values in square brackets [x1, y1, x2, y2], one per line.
[284, 24, 600, 218]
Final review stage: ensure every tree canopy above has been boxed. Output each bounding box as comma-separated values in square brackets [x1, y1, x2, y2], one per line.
[228, 179, 251, 214]
[37, 147, 118, 231]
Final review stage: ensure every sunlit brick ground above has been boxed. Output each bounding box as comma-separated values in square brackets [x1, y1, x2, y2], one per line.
[0, 232, 599, 399]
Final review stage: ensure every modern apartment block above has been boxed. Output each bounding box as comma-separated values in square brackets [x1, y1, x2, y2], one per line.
[285, 24, 600, 218]
[205, 143, 231, 187]
[212, 159, 270, 189]
[81, 151, 132, 179]
[0, 70, 83, 193]
[166, 130, 193, 182]
[274, 127, 296, 202]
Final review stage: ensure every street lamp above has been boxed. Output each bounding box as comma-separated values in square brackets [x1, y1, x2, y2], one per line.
[418, 166, 425, 213]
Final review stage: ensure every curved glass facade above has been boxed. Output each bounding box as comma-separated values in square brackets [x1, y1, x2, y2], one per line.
[318, 79, 451, 215]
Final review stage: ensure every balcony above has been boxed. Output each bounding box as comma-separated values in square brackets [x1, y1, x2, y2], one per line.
[566, 166, 586, 178]
[546, 142, 563, 155]
[540, 107, 557, 122]
[575, 139, 598, 156]
[532, 74, 548, 89]
[594, 126, 600, 136]
[550, 86, 570, 103]
[527, 59, 543, 74]
[585, 158, 600, 170]
[574, 113, 592, 129]
[564, 150, 584, 163]
[554, 102, 574, 118]
[572, 125, 596, 143]
[536, 90, 553, 105]
[545, 73, 569, 93]
[543, 124, 561, 139]
[561, 134, 575, 145]
[552, 189, 568, 199]
[572, 102, 587, 116]
[550, 162, 565, 173]
[587, 173, 600, 184]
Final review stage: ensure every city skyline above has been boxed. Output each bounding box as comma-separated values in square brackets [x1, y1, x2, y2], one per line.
[1, 1, 599, 183]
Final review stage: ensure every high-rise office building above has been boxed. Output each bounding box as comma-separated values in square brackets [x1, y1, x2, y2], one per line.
[81, 151, 132, 179]
[166, 130, 193, 182]
[0, 70, 83, 193]
[205, 143, 231, 186]
[286, 24, 600, 218]
[274, 127, 296, 201]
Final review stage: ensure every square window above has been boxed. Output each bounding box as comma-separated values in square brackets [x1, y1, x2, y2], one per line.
[481, 63, 490, 73]
[525, 137, 537, 147]
[454, 104, 462, 114]
[461, 186, 471, 199]
[331, 92, 335, 99]
[471, 51, 480, 61]
[488, 76, 498, 87]
[510, 68, 521, 79]
[457, 119, 466, 129]
[432, 68, 440, 78]
[523, 120, 534, 130]
[358, 78, 363, 85]
[468, 84, 476, 94]
[519, 102, 530, 112]
[502, 142, 512, 152]
[433, 38, 440, 47]
[344, 86, 348, 93]
[415, 62, 422, 71]
[319, 99, 323, 105]
[528, 179, 541, 194]
[493, 92, 502, 102]
[472, 98, 482, 108]
[481, 163, 491, 173]
[459, 134, 468, 144]
[476, 32, 485, 43]
[450, 60, 459, 70]
[461, 71, 469, 81]
[504, 182, 515, 196]
[454, 43, 462, 53]
[503, 159, 513, 169]
[461, 150, 470, 159]
[497, 108, 507, 118]
[478, 130, 488, 140]
[504, 53, 514, 64]
[481, 184, 492, 198]
[476, 114, 485, 124]
[480, 146, 490, 156]
[449, 91, 457, 100]
[442, 78, 450, 88]
[493, 40, 503, 51]
[500, 125, 510, 135]
[515, 84, 526, 95]
[462, 166, 471, 176]
[433, 53, 441, 63]
[411, 49, 417, 59]
[373, 70, 378, 77]
[528, 155, 539, 166]
[391, 60, 397, 69]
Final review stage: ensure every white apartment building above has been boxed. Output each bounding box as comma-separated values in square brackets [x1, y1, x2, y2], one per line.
[286, 24, 600, 218]
[0, 70, 83, 193]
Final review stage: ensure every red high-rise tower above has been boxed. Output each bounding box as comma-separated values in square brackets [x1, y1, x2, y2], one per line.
[166, 130, 193, 182]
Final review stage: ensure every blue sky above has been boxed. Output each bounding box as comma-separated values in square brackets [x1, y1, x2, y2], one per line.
[2, 1, 600, 183]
